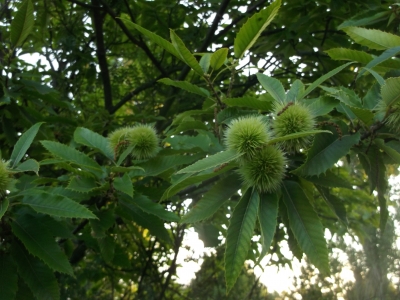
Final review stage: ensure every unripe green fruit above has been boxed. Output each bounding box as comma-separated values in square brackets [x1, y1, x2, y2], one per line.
[0, 160, 12, 197]
[273, 103, 315, 152]
[382, 102, 400, 133]
[238, 145, 286, 193]
[224, 116, 270, 158]
[127, 125, 159, 159]
[108, 127, 132, 155]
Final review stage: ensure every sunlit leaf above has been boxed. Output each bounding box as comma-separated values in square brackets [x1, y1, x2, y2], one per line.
[343, 27, 400, 50]
[234, 0, 281, 58]
[210, 48, 228, 70]
[10, 0, 34, 49]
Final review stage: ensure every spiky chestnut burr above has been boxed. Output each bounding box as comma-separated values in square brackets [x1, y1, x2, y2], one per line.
[237, 145, 286, 193]
[127, 125, 160, 159]
[273, 103, 315, 152]
[224, 116, 270, 158]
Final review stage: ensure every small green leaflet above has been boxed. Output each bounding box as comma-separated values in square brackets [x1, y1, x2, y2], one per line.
[268, 130, 331, 145]
[282, 181, 330, 275]
[22, 192, 97, 219]
[158, 78, 209, 97]
[181, 173, 241, 223]
[74, 127, 114, 160]
[113, 173, 134, 198]
[256, 73, 286, 104]
[11, 214, 74, 275]
[177, 149, 242, 174]
[210, 48, 228, 70]
[10, 0, 34, 49]
[10, 122, 43, 168]
[225, 189, 260, 293]
[199, 53, 211, 73]
[170, 30, 204, 76]
[121, 20, 180, 58]
[286, 80, 305, 103]
[234, 0, 281, 58]
[13, 159, 40, 174]
[67, 176, 98, 193]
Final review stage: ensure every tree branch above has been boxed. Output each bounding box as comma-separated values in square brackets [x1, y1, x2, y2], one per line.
[91, 0, 113, 113]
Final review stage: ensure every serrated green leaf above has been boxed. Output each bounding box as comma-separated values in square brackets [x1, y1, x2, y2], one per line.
[122, 20, 180, 58]
[316, 186, 348, 225]
[67, 176, 98, 193]
[131, 194, 179, 222]
[256, 73, 286, 104]
[13, 159, 40, 174]
[345, 105, 374, 126]
[117, 200, 172, 243]
[74, 127, 114, 160]
[376, 139, 400, 164]
[258, 192, 278, 260]
[223, 97, 273, 111]
[358, 46, 400, 79]
[303, 170, 353, 189]
[162, 163, 235, 200]
[381, 77, 400, 107]
[158, 78, 209, 96]
[361, 67, 385, 86]
[298, 62, 354, 101]
[199, 53, 211, 73]
[181, 173, 241, 223]
[41, 140, 103, 177]
[210, 48, 228, 70]
[116, 145, 135, 166]
[286, 80, 305, 103]
[0, 198, 9, 220]
[177, 150, 242, 174]
[11, 214, 74, 275]
[225, 189, 259, 292]
[338, 10, 389, 30]
[294, 132, 361, 176]
[10, 0, 34, 49]
[268, 130, 332, 145]
[10, 122, 43, 168]
[114, 173, 133, 198]
[306, 97, 339, 116]
[138, 154, 204, 176]
[12, 241, 60, 300]
[0, 254, 18, 300]
[110, 166, 144, 173]
[343, 27, 400, 50]
[170, 30, 204, 75]
[89, 209, 115, 239]
[98, 236, 115, 263]
[325, 48, 373, 64]
[282, 181, 329, 275]
[22, 191, 97, 219]
[234, 0, 281, 58]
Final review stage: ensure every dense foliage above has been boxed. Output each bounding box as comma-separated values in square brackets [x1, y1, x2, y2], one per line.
[1, 0, 400, 298]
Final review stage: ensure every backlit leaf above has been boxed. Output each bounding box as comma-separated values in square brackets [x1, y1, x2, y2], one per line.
[256, 73, 286, 104]
[258, 192, 278, 260]
[282, 181, 329, 275]
[343, 27, 400, 50]
[225, 189, 259, 292]
[181, 173, 241, 223]
[210, 48, 228, 70]
[10, 0, 34, 49]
